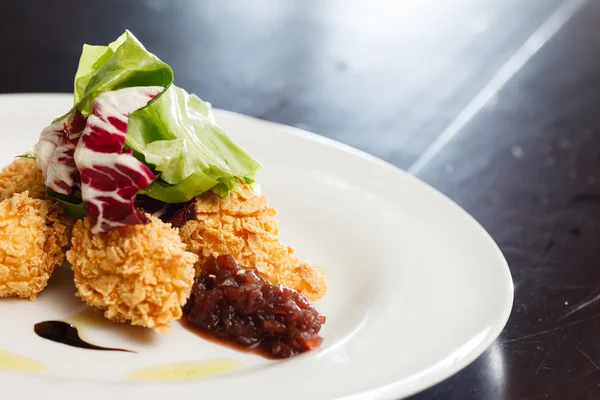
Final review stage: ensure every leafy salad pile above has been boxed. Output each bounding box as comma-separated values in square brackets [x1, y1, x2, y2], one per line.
[31, 31, 261, 233]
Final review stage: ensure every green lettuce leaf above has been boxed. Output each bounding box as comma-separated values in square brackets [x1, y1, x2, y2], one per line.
[126, 85, 262, 203]
[72, 30, 173, 116]
[138, 171, 218, 203]
[15, 154, 36, 160]
[46, 189, 87, 219]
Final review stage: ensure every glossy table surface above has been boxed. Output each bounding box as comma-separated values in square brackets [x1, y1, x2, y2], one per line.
[2, 0, 599, 398]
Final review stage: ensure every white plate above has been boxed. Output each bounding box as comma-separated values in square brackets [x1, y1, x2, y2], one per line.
[0, 94, 513, 400]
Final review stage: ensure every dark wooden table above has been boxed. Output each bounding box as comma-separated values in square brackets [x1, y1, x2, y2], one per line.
[2, 0, 599, 398]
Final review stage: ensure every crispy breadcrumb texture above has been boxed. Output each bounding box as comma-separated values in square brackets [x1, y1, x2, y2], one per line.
[47, 202, 78, 249]
[178, 185, 327, 301]
[0, 157, 47, 201]
[67, 216, 197, 333]
[0, 155, 76, 246]
[0, 192, 68, 300]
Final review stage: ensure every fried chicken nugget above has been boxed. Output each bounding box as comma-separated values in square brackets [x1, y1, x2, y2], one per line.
[0, 155, 77, 245]
[0, 157, 47, 201]
[67, 216, 197, 333]
[0, 192, 69, 300]
[178, 185, 327, 301]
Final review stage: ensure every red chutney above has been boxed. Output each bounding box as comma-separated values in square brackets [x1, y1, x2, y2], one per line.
[182, 255, 326, 359]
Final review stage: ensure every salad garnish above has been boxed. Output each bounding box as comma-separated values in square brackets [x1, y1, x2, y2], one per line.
[33, 30, 261, 233]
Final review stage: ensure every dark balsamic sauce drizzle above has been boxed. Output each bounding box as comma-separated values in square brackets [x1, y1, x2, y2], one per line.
[34, 321, 135, 353]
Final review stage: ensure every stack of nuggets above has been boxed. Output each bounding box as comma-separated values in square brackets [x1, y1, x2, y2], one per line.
[0, 157, 327, 332]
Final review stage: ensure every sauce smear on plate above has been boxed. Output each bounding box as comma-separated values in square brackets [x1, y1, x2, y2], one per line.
[34, 321, 134, 353]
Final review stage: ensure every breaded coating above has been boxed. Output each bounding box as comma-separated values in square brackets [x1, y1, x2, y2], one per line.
[0, 156, 76, 242]
[0, 157, 47, 201]
[47, 202, 78, 248]
[67, 216, 197, 333]
[0, 192, 68, 300]
[178, 185, 327, 301]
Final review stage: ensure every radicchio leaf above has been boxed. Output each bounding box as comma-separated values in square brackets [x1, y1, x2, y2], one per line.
[73, 86, 163, 233]
[32, 110, 86, 195]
